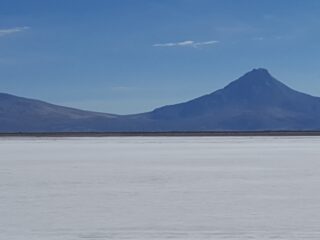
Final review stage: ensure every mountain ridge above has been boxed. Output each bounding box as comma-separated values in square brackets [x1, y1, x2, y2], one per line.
[1, 68, 320, 132]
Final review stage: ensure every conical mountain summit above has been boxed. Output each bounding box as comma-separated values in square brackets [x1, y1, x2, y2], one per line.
[1, 68, 320, 132]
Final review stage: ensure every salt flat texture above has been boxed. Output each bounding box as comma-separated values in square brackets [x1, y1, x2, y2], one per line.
[1, 137, 320, 240]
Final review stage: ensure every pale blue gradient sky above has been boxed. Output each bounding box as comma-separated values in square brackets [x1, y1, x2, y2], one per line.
[1, 0, 320, 114]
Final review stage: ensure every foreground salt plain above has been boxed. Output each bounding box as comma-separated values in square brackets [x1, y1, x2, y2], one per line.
[1, 137, 320, 240]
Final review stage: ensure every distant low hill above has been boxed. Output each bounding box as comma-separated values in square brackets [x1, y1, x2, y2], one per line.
[1, 68, 320, 132]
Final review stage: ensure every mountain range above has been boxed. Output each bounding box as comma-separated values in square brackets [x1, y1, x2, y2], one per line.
[1, 68, 320, 132]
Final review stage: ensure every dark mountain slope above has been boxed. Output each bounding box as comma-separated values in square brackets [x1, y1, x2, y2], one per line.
[0, 93, 119, 132]
[145, 69, 320, 130]
[1, 68, 320, 132]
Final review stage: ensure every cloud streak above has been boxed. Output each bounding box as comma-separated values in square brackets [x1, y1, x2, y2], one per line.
[253, 37, 264, 41]
[0, 26, 30, 37]
[153, 40, 219, 48]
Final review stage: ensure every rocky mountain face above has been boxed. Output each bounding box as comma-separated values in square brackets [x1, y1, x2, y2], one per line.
[146, 68, 320, 131]
[1, 68, 320, 132]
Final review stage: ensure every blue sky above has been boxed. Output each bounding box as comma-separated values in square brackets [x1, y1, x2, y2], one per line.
[1, 0, 320, 114]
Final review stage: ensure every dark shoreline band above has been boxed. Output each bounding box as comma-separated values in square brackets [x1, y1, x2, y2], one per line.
[1, 131, 320, 137]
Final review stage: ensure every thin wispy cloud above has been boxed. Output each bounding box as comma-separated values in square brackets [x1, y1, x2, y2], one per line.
[253, 37, 265, 41]
[110, 86, 137, 92]
[252, 35, 293, 41]
[0, 26, 30, 37]
[153, 40, 219, 48]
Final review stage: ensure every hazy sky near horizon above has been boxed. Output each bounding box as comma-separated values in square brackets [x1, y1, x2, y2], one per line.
[1, 0, 320, 114]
